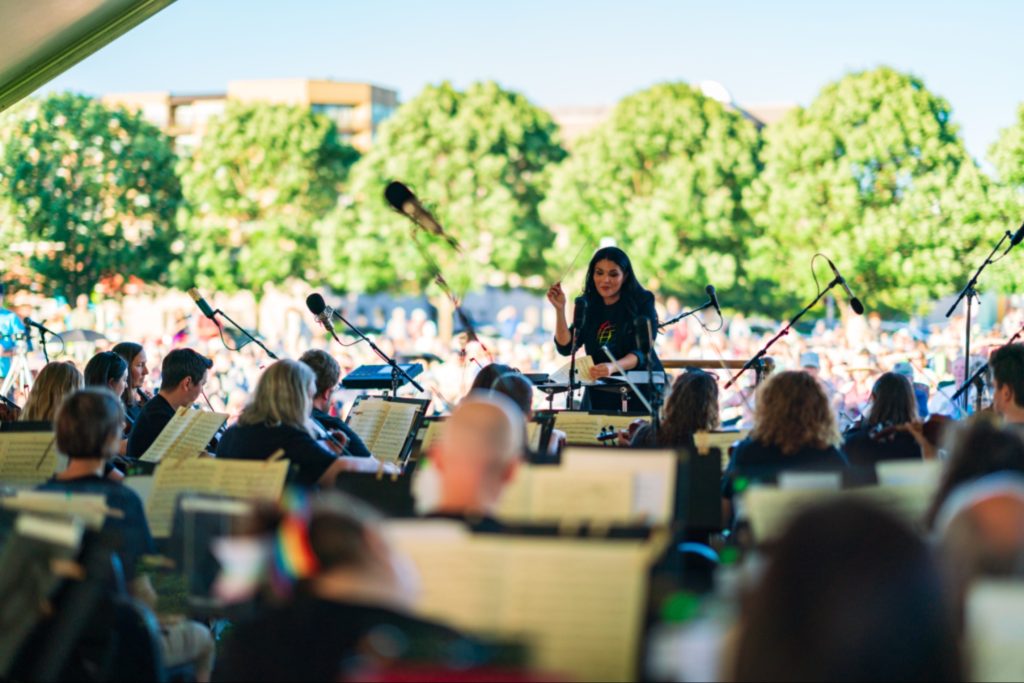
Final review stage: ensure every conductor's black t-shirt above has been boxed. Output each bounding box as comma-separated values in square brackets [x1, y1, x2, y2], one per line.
[554, 291, 658, 370]
[581, 298, 631, 365]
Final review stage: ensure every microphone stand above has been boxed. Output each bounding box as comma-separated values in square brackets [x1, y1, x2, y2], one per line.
[726, 277, 845, 389]
[209, 308, 278, 360]
[946, 227, 1022, 411]
[327, 309, 425, 396]
[657, 299, 713, 330]
[567, 302, 587, 411]
[409, 231, 494, 364]
[950, 320, 1024, 410]
[644, 325, 662, 434]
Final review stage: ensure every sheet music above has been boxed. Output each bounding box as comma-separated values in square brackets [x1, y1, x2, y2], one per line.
[0, 432, 57, 486]
[847, 485, 934, 530]
[424, 420, 541, 455]
[555, 413, 636, 445]
[347, 398, 421, 462]
[146, 458, 288, 537]
[875, 459, 942, 488]
[4, 490, 109, 529]
[562, 447, 677, 524]
[373, 401, 419, 462]
[527, 422, 543, 453]
[694, 430, 749, 457]
[497, 466, 635, 523]
[167, 411, 227, 460]
[551, 357, 598, 386]
[968, 581, 1024, 682]
[530, 469, 635, 522]
[419, 420, 446, 453]
[347, 398, 388, 450]
[216, 460, 288, 501]
[139, 407, 190, 463]
[386, 520, 650, 682]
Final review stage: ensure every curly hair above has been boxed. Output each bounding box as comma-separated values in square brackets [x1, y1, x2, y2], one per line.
[659, 371, 720, 446]
[750, 371, 840, 455]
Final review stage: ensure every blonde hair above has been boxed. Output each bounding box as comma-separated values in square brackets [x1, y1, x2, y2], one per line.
[238, 360, 315, 435]
[750, 371, 840, 455]
[21, 361, 84, 422]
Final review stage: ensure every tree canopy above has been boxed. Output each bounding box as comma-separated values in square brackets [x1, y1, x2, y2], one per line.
[541, 82, 763, 309]
[0, 92, 181, 299]
[746, 66, 1013, 316]
[318, 80, 566, 296]
[173, 101, 358, 295]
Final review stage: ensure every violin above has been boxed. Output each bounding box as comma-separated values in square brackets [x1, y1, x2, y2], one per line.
[0, 396, 21, 424]
[869, 414, 955, 448]
[596, 419, 648, 446]
[135, 387, 152, 405]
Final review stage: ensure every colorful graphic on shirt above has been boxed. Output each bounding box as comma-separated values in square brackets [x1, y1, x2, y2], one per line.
[597, 321, 616, 344]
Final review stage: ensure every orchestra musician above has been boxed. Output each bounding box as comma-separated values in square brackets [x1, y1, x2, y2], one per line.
[842, 372, 924, 467]
[216, 359, 396, 486]
[547, 246, 660, 412]
[112, 341, 151, 429]
[125, 348, 214, 459]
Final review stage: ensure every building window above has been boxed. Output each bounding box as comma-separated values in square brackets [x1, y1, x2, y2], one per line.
[371, 103, 394, 126]
[173, 104, 195, 128]
[312, 103, 355, 130]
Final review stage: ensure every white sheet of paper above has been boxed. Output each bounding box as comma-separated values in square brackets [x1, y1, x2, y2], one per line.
[385, 519, 651, 682]
[551, 356, 598, 386]
[968, 581, 1024, 682]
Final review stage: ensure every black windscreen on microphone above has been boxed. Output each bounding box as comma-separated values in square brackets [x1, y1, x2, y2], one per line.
[635, 316, 652, 355]
[1011, 221, 1024, 247]
[305, 293, 327, 316]
[384, 181, 414, 212]
[850, 298, 865, 315]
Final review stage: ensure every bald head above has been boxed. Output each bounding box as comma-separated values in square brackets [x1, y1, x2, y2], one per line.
[940, 474, 1024, 584]
[430, 393, 526, 516]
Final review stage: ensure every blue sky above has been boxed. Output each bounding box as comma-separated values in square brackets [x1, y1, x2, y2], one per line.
[41, 0, 1024, 164]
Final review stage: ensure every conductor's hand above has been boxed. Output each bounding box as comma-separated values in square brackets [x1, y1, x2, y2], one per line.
[590, 363, 615, 380]
[546, 282, 567, 310]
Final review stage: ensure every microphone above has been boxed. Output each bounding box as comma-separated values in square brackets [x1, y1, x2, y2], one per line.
[826, 259, 865, 315]
[187, 288, 217, 320]
[22, 317, 59, 336]
[706, 285, 722, 319]
[571, 297, 588, 349]
[1010, 221, 1024, 248]
[305, 293, 336, 333]
[384, 181, 461, 252]
[635, 316, 653, 355]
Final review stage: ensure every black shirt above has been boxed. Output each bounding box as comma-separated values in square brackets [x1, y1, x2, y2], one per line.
[425, 510, 506, 533]
[36, 474, 155, 579]
[723, 437, 849, 498]
[125, 394, 176, 459]
[214, 597, 471, 682]
[842, 426, 923, 468]
[555, 291, 659, 412]
[216, 422, 337, 487]
[555, 291, 658, 370]
[312, 408, 371, 458]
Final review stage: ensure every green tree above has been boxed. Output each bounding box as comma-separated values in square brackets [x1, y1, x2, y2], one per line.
[174, 102, 358, 295]
[318, 81, 566, 298]
[991, 103, 1024, 189]
[0, 92, 181, 299]
[541, 82, 762, 309]
[747, 67, 1012, 316]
